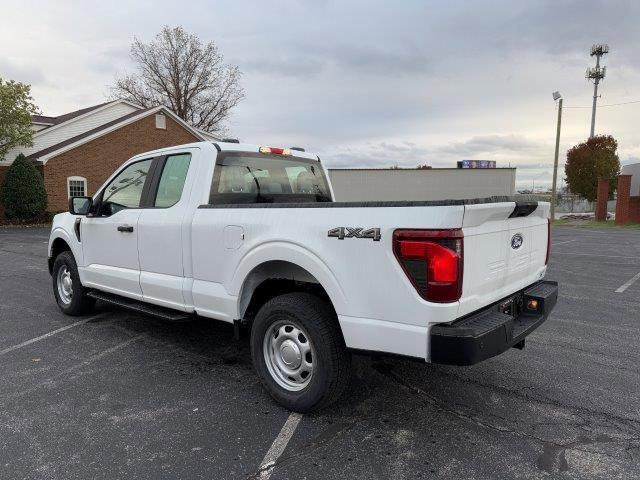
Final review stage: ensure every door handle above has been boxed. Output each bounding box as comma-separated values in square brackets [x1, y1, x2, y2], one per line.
[117, 225, 134, 233]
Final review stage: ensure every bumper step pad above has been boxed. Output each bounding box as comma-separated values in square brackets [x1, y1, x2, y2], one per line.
[430, 280, 558, 365]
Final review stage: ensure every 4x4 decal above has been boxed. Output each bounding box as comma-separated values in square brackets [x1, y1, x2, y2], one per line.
[328, 227, 381, 241]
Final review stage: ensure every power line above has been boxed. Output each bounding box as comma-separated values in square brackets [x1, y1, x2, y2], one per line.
[564, 99, 640, 109]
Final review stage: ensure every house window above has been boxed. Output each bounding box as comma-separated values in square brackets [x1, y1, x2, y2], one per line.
[67, 176, 87, 198]
[155, 113, 166, 130]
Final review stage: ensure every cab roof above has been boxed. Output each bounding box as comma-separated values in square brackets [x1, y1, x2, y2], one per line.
[129, 141, 319, 163]
[215, 141, 319, 161]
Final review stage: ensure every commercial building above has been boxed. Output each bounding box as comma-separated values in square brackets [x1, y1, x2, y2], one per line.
[621, 163, 640, 196]
[328, 167, 516, 202]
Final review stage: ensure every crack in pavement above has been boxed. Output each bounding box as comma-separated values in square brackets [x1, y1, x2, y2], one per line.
[373, 363, 640, 474]
[398, 363, 640, 432]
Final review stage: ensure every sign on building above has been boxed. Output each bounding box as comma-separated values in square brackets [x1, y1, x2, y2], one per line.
[457, 160, 496, 169]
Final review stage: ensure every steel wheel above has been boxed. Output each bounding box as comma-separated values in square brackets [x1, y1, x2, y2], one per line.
[263, 320, 315, 391]
[56, 265, 73, 305]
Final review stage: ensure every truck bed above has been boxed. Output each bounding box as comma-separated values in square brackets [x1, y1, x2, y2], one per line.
[197, 195, 539, 209]
[192, 195, 549, 360]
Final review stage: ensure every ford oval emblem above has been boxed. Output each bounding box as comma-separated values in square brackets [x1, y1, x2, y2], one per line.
[511, 233, 524, 250]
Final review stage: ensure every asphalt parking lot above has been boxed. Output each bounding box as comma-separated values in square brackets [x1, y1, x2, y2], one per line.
[0, 225, 639, 479]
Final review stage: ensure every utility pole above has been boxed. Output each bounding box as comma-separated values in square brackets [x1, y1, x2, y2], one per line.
[551, 92, 563, 221]
[586, 44, 609, 138]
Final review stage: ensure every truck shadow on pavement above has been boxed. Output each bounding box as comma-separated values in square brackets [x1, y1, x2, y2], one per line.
[91, 301, 639, 479]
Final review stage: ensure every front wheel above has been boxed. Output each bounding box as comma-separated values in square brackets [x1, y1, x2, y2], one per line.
[250, 292, 351, 412]
[52, 251, 95, 316]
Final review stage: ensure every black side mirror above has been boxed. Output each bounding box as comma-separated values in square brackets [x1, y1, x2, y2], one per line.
[69, 196, 93, 215]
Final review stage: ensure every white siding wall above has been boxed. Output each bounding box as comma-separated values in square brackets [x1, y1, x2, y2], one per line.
[3, 146, 27, 164]
[1, 102, 139, 164]
[328, 168, 516, 201]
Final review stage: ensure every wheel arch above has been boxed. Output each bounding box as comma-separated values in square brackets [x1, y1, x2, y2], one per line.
[48, 233, 74, 274]
[237, 259, 345, 324]
[231, 242, 347, 321]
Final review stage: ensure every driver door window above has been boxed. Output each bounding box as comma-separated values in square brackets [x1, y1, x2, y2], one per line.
[101, 159, 153, 215]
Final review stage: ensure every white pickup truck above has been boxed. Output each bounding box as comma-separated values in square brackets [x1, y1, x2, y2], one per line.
[48, 141, 557, 412]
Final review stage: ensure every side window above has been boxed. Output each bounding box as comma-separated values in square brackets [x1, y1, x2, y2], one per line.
[67, 176, 87, 198]
[154, 153, 192, 207]
[102, 159, 153, 215]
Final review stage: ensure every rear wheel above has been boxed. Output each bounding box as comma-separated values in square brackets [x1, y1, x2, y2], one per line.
[250, 292, 351, 412]
[52, 251, 95, 316]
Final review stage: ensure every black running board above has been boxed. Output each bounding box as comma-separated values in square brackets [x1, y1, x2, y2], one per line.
[87, 290, 191, 322]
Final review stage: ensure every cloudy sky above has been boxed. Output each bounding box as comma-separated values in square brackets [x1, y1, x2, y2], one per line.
[2, 0, 640, 189]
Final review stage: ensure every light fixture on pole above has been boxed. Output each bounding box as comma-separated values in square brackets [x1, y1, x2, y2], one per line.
[551, 91, 563, 221]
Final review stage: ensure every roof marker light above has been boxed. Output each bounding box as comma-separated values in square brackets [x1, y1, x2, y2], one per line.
[259, 146, 291, 156]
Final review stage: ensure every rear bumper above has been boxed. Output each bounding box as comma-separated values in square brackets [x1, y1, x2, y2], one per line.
[430, 280, 558, 366]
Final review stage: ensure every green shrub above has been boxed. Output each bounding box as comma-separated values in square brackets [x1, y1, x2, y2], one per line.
[1, 153, 47, 219]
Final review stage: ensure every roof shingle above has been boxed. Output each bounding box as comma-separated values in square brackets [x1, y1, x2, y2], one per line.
[26, 107, 152, 161]
[30, 101, 116, 129]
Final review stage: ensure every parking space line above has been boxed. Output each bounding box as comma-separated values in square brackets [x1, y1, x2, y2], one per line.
[1, 334, 143, 402]
[615, 271, 640, 293]
[552, 239, 576, 246]
[63, 335, 143, 375]
[0, 314, 105, 357]
[555, 252, 640, 260]
[555, 318, 638, 333]
[257, 412, 303, 479]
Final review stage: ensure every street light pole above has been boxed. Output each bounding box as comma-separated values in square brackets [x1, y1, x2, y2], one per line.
[551, 92, 563, 221]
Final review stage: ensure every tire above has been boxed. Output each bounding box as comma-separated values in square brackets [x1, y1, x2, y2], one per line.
[250, 292, 351, 412]
[52, 251, 95, 316]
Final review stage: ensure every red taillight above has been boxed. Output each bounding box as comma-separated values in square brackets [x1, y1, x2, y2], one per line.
[545, 219, 551, 265]
[393, 229, 463, 303]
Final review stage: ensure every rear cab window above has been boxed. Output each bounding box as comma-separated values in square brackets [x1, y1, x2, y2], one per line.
[209, 152, 332, 204]
[154, 153, 192, 208]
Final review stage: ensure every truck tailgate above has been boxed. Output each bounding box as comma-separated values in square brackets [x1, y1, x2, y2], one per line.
[458, 201, 550, 316]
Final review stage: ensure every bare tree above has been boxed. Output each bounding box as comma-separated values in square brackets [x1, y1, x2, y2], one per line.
[111, 26, 244, 134]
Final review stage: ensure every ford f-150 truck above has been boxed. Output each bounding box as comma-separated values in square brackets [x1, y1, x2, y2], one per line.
[48, 141, 557, 412]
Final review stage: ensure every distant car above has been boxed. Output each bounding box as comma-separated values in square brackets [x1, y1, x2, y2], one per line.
[48, 141, 557, 412]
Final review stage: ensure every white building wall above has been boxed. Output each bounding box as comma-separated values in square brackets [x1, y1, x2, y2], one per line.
[328, 168, 516, 201]
[622, 163, 640, 196]
[1, 102, 139, 164]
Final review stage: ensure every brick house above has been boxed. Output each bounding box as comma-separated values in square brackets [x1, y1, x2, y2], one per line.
[0, 100, 219, 213]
